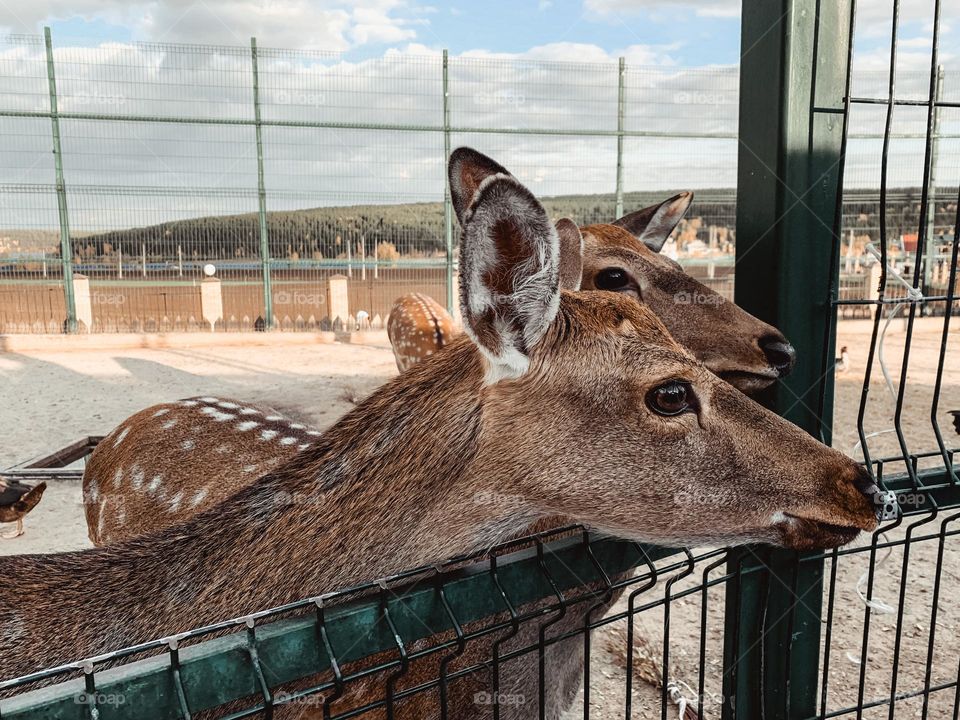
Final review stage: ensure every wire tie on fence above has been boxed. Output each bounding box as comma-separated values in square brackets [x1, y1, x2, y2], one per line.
[865, 244, 925, 302]
[854, 533, 896, 616]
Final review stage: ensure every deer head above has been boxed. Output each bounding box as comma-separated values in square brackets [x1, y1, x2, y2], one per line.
[387, 292, 456, 371]
[449, 147, 796, 395]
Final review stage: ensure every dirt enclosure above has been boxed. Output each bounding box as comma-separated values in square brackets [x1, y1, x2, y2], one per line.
[0, 317, 957, 718]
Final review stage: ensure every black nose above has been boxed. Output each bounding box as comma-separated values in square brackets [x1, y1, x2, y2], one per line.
[760, 336, 797, 377]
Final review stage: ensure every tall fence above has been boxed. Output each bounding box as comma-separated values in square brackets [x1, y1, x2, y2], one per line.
[2, 31, 956, 333]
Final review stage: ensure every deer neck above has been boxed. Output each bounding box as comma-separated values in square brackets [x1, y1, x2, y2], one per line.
[1, 339, 542, 675]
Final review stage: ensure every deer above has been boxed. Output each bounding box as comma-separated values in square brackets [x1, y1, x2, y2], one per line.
[83, 152, 796, 548]
[387, 292, 457, 371]
[1, 154, 879, 720]
[0, 479, 46, 539]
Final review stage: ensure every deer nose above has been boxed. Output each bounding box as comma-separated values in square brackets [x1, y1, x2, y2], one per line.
[849, 464, 897, 522]
[760, 336, 797, 377]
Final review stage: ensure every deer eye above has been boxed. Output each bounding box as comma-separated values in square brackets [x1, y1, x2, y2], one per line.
[595, 267, 630, 291]
[647, 381, 692, 416]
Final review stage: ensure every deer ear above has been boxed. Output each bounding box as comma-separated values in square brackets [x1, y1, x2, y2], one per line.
[613, 191, 693, 253]
[448, 147, 512, 226]
[460, 174, 560, 383]
[555, 219, 583, 291]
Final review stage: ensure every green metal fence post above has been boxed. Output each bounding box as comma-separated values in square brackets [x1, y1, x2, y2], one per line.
[723, 1, 853, 718]
[442, 49, 454, 313]
[251, 36, 273, 329]
[615, 57, 625, 219]
[44, 26, 77, 333]
[923, 65, 944, 296]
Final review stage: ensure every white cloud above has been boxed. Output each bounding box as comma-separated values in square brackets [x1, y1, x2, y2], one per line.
[0, 0, 423, 51]
[459, 40, 680, 67]
[584, 0, 739, 19]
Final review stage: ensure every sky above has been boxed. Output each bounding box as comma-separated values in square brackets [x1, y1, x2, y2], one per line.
[1, 1, 744, 66]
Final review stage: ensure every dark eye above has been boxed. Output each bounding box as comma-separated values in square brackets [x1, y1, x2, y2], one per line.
[595, 267, 630, 291]
[647, 381, 692, 416]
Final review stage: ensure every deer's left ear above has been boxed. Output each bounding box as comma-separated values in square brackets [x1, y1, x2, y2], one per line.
[460, 174, 562, 383]
[448, 147, 512, 226]
[613, 191, 693, 253]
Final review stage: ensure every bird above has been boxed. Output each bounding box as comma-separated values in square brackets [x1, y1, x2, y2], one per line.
[0, 478, 47, 539]
[835, 345, 851, 374]
[949, 410, 960, 436]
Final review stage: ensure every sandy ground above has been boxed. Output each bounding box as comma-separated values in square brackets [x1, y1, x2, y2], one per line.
[0, 335, 397, 554]
[1, 316, 958, 718]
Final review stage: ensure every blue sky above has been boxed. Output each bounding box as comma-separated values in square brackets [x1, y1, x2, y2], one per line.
[6, 1, 744, 66]
[3, 0, 952, 72]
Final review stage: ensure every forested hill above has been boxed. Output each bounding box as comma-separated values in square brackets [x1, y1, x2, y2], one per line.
[45, 186, 960, 260]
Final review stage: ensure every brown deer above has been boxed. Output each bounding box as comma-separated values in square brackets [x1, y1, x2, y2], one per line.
[387, 292, 457, 371]
[1, 157, 877, 720]
[83, 153, 795, 547]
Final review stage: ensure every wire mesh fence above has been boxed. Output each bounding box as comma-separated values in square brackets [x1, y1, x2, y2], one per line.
[2, 30, 955, 334]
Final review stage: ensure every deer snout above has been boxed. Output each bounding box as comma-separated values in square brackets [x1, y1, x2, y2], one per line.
[776, 461, 879, 551]
[759, 334, 797, 377]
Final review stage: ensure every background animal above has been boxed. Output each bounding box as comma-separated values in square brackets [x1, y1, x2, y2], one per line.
[386, 292, 456, 371]
[0, 479, 46, 539]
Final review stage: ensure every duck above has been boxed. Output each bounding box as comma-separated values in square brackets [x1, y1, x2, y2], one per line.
[0, 478, 47, 539]
[835, 345, 851, 374]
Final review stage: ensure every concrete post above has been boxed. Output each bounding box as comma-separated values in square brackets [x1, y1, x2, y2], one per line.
[326, 274, 349, 326]
[200, 277, 224, 331]
[72, 274, 93, 333]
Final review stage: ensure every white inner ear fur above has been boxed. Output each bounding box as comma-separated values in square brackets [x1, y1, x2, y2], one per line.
[461, 175, 561, 384]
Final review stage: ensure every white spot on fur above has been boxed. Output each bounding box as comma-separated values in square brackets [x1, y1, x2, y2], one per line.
[113, 466, 124, 488]
[200, 406, 235, 422]
[236, 420, 260, 432]
[162, 418, 178, 430]
[298, 443, 310, 451]
[280, 437, 297, 446]
[260, 429, 278, 441]
[179, 400, 199, 407]
[181, 439, 195, 451]
[199, 396, 219, 403]
[307, 430, 322, 437]
[152, 408, 170, 417]
[113, 427, 130, 447]
[289, 423, 306, 430]
[148, 475, 164, 493]
[218, 401, 239, 409]
[190, 487, 210, 508]
[168, 491, 184, 513]
[242, 464, 258, 473]
[265, 415, 283, 421]
[240, 407, 259, 415]
[131, 465, 145, 490]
